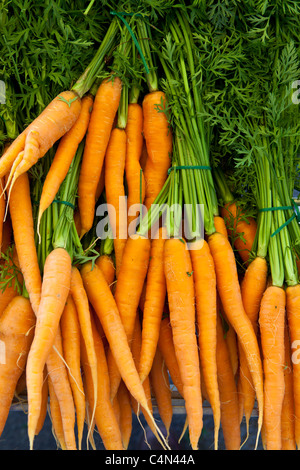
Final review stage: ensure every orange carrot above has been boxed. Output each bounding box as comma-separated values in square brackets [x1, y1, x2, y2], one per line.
[281, 323, 296, 450]
[143, 91, 172, 210]
[26, 247, 72, 449]
[60, 294, 85, 450]
[1, 91, 81, 196]
[78, 77, 122, 237]
[105, 127, 127, 276]
[208, 231, 264, 447]
[150, 346, 173, 440]
[139, 227, 167, 383]
[239, 256, 268, 434]
[7, 172, 42, 316]
[259, 285, 286, 450]
[46, 326, 77, 450]
[190, 239, 220, 450]
[0, 296, 35, 437]
[125, 102, 145, 233]
[80, 313, 124, 450]
[285, 283, 300, 448]
[35, 367, 48, 437]
[214, 215, 228, 238]
[48, 375, 67, 450]
[117, 381, 132, 450]
[158, 316, 184, 398]
[96, 254, 115, 288]
[106, 234, 151, 400]
[164, 237, 202, 450]
[80, 261, 169, 450]
[216, 312, 241, 450]
[221, 202, 257, 265]
[37, 94, 93, 232]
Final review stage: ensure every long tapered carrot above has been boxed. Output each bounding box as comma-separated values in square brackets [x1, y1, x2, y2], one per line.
[0, 296, 36, 437]
[1, 91, 81, 196]
[106, 234, 151, 401]
[259, 285, 286, 450]
[239, 256, 268, 435]
[37, 94, 93, 233]
[142, 91, 172, 210]
[60, 294, 85, 450]
[7, 172, 42, 316]
[78, 77, 122, 237]
[80, 261, 169, 450]
[139, 227, 167, 383]
[190, 239, 220, 450]
[35, 367, 48, 437]
[105, 127, 127, 277]
[208, 231, 264, 448]
[96, 254, 115, 289]
[69, 266, 98, 438]
[150, 346, 173, 440]
[285, 283, 300, 448]
[158, 316, 184, 398]
[125, 102, 145, 233]
[48, 375, 67, 450]
[117, 381, 132, 450]
[216, 312, 241, 450]
[281, 323, 296, 450]
[46, 326, 77, 450]
[26, 247, 72, 449]
[80, 312, 123, 450]
[164, 237, 202, 450]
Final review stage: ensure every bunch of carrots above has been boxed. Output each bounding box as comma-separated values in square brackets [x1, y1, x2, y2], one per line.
[0, 0, 300, 452]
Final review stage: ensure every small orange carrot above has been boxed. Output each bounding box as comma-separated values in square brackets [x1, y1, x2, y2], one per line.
[78, 77, 122, 237]
[117, 381, 132, 450]
[48, 375, 67, 450]
[95, 254, 115, 288]
[281, 323, 296, 450]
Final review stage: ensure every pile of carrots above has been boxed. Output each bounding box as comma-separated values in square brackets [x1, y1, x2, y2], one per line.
[0, 0, 300, 452]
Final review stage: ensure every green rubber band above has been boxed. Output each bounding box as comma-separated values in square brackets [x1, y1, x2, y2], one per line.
[259, 205, 293, 212]
[168, 165, 212, 175]
[110, 11, 150, 75]
[53, 199, 75, 210]
[263, 200, 300, 238]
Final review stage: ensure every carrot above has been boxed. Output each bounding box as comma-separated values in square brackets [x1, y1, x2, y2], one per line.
[96, 254, 115, 288]
[26, 247, 72, 449]
[35, 366, 48, 436]
[164, 237, 202, 450]
[216, 312, 241, 450]
[69, 266, 98, 441]
[239, 256, 268, 435]
[208, 231, 264, 448]
[48, 375, 67, 450]
[0, 295, 35, 437]
[281, 323, 296, 450]
[142, 91, 172, 210]
[150, 346, 173, 440]
[80, 261, 169, 450]
[125, 102, 145, 233]
[1, 91, 81, 196]
[190, 239, 220, 450]
[7, 172, 42, 316]
[214, 215, 228, 238]
[221, 201, 257, 265]
[117, 381, 132, 450]
[80, 313, 124, 450]
[46, 326, 77, 450]
[285, 283, 300, 448]
[105, 127, 127, 277]
[158, 316, 184, 398]
[259, 285, 286, 450]
[139, 227, 167, 383]
[78, 77, 122, 237]
[106, 234, 151, 400]
[60, 294, 85, 450]
[37, 94, 93, 234]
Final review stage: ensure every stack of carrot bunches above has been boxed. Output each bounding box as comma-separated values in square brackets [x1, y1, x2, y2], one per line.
[0, 0, 300, 451]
